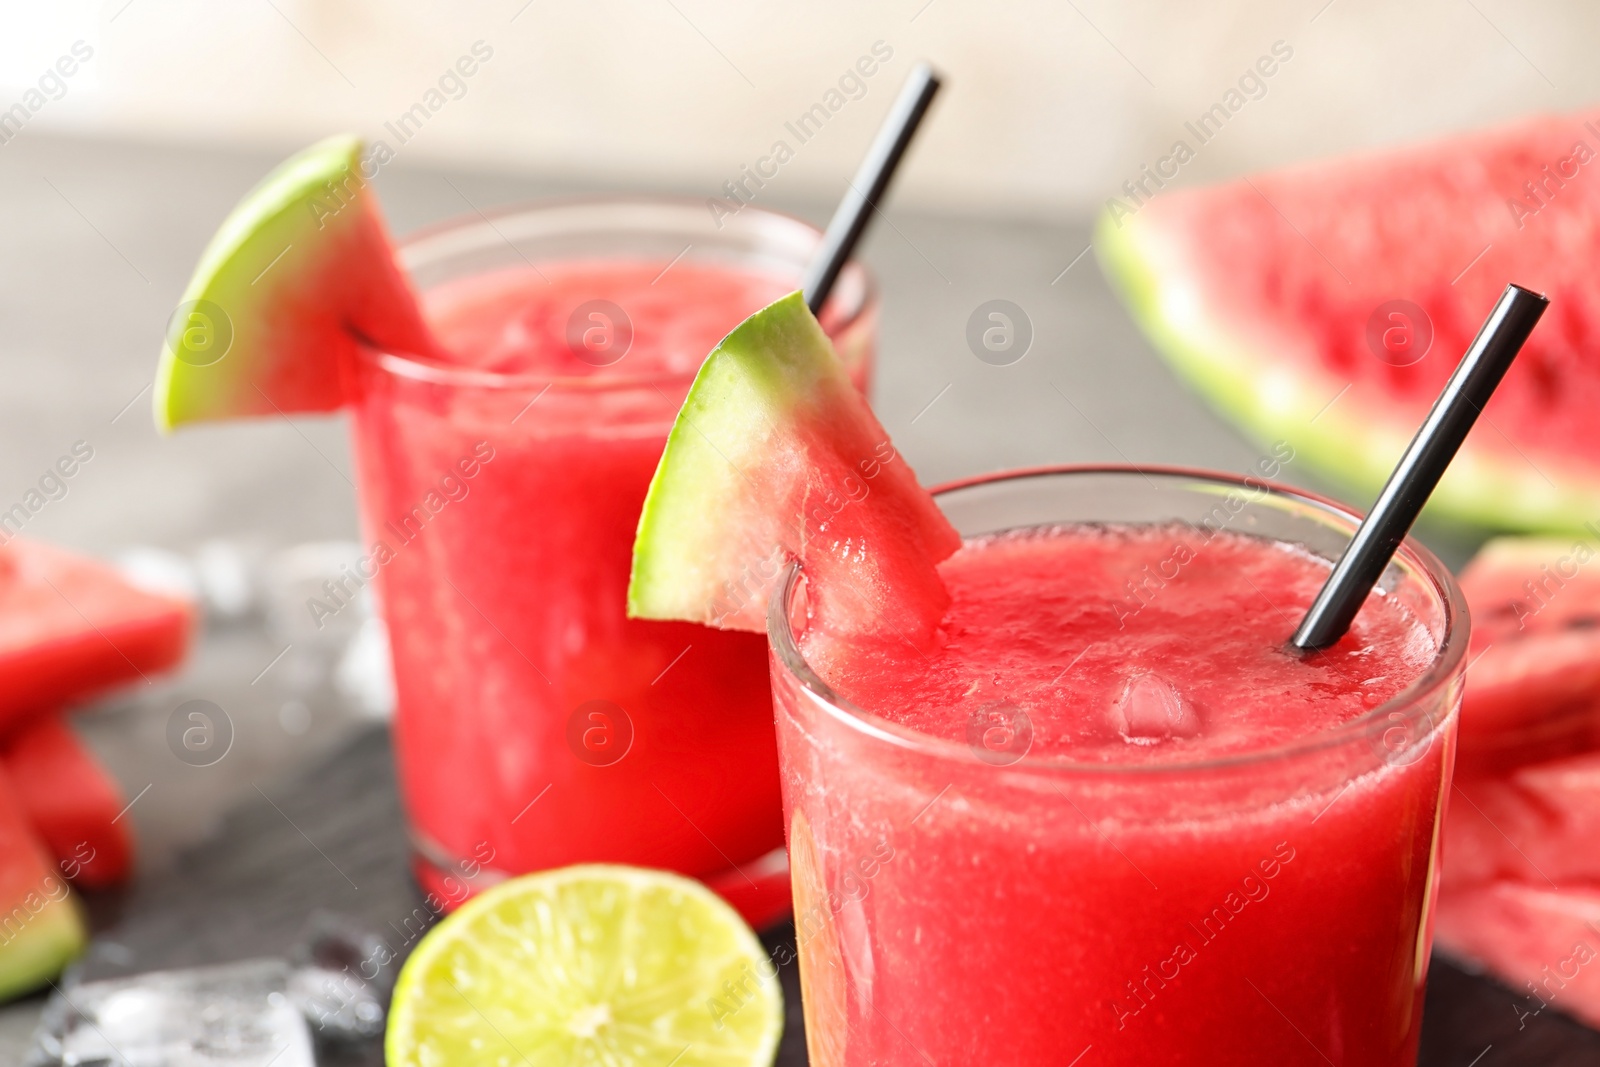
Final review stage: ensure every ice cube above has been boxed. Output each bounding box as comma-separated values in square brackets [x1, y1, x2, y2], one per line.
[194, 540, 258, 620]
[27, 958, 314, 1067]
[1114, 672, 1202, 743]
[335, 617, 396, 721]
[115, 547, 200, 605]
[286, 912, 398, 1040]
[261, 541, 370, 646]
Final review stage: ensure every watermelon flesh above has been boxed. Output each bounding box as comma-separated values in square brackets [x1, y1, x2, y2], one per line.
[1098, 109, 1600, 531]
[629, 291, 960, 645]
[1444, 752, 1600, 891]
[0, 539, 193, 736]
[1434, 882, 1600, 1031]
[1435, 534, 1600, 1024]
[1457, 536, 1600, 772]
[2, 719, 132, 889]
[0, 766, 85, 1001]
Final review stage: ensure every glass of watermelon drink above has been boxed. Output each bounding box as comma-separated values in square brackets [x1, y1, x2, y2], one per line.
[346, 198, 875, 923]
[771, 466, 1467, 1067]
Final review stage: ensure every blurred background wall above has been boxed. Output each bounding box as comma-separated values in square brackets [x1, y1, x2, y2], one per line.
[6, 0, 1597, 221]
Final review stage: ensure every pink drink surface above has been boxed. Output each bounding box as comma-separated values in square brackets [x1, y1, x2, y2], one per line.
[425, 260, 791, 379]
[779, 523, 1454, 1066]
[804, 523, 1437, 762]
[352, 258, 849, 921]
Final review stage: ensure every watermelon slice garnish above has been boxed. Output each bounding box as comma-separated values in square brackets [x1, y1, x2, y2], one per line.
[628, 291, 960, 645]
[1456, 535, 1600, 771]
[2, 718, 133, 889]
[154, 135, 440, 430]
[0, 767, 85, 1002]
[1097, 110, 1600, 532]
[0, 539, 193, 736]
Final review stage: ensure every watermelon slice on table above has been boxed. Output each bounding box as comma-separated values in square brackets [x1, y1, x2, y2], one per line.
[628, 291, 960, 646]
[1097, 109, 1600, 532]
[1456, 535, 1600, 771]
[154, 135, 441, 430]
[0, 539, 192, 736]
[1444, 751, 1600, 891]
[1434, 881, 1600, 1030]
[2, 719, 133, 889]
[0, 767, 86, 1002]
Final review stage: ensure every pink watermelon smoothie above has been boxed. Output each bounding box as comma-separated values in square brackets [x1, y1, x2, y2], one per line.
[348, 201, 873, 921]
[773, 469, 1464, 1066]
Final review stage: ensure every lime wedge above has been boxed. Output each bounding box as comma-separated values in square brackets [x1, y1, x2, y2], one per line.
[385, 864, 783, 1067]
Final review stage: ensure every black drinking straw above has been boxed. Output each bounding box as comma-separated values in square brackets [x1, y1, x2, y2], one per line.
[1291, 284, 1548, 651]
[802, 62, 942, 314]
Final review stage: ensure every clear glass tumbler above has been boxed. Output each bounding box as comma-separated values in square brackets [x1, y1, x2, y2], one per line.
[348, 197, 876, 927]
[770, 466, 1466, 1066]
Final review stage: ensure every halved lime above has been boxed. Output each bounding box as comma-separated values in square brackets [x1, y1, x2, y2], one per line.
[385, 864, 783, 1067]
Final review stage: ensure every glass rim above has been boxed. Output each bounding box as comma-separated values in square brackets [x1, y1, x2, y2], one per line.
[766, 463, 1470, 777]
[358, 193, 879, 393]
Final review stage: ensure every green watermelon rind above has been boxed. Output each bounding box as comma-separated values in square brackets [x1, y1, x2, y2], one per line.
[1094, 210, 1600, 533]
[0, 887, 85, 1002]
[153, 135, 369, 432]
[1465, 533, 1594, 581]
[630, 290, 962, 642]
[628, 291, 822, 627]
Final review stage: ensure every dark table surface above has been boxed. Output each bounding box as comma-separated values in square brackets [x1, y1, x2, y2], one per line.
[46, 725, 1600, 1067]
[0, 131, 1587, 1063]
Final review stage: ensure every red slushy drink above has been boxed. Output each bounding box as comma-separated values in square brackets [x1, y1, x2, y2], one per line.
[773, 467, 1464, 1066]
[349, 199, 874, 923]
